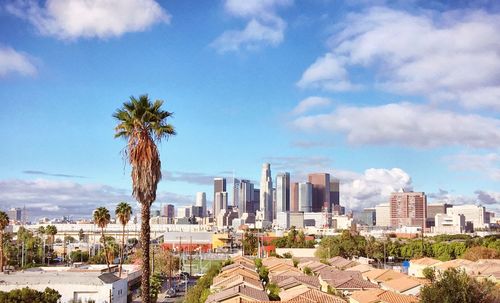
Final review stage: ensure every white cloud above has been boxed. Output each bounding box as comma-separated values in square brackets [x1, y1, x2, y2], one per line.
[292, 102, 500, 148]
[292, 96, 332, 115]
[211, 0, 292, 53]
[0, 178, 193, 219]
[6, 0, 170, 40]
[298, 7, 500, 111]
[340, 168, 413, 210]
[0, 47, 37, 77]
[445, 152, 500, 181]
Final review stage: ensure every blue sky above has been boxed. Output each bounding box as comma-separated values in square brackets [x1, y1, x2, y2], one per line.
[0, 0, 499, 219]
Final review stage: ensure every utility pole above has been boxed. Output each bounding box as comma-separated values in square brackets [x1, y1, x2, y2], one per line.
[189, 236, 193, 277]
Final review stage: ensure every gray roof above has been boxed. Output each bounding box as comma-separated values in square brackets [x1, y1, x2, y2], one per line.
[206, 285, 268, 303]
[0, 271, 123, 286]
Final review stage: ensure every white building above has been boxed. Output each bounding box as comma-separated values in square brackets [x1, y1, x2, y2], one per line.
[375, 203, 391, 227]
[433, 213, 466, 234]
[176, 206, 191, 218]
[298, 182, 312, 212]
[276, 211, 290, 230]
[447, 205, 488, 229]
[332, 215, 354, 230]
[195, 192, 207, 217]
[260, 163, 273, 222]
[0, 265, 137, 303]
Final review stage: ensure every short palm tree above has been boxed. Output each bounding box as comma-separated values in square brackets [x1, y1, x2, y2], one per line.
[116, 202, 132, 277]
[93, 207, 111, 272]
[0, 211, 9, 272]
[114, 94, 175, 303]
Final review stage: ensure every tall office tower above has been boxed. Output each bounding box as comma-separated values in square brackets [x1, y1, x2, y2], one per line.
[329, 179, 340, 207]
[308, 173, 331, 212]
[248, 189, 260, 214]
[298, 182, 313, 212]
[239, 180, 254, 214]
[213, 177, 226, 217]
[7, 208, 22, 222]
[375, 203, 390, 227]
[276, 172, 291, 213]
[214, 192, 228, 217]
[390, 191, 427, 228]
[272, 188, 277, 220]
[260, 163, 273, 222]
[290, 182, 299, 212]
[195, 192, 207, 217]
[165, 204, 175, 223]
[233, 178, 240, 207]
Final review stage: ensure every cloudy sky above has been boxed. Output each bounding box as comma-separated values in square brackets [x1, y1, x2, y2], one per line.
[0, 0, 499, 220]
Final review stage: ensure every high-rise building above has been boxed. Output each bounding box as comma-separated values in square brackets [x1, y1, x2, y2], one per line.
[214, 192, 228, 217]
[233, 178, 240, 207]
[213, 178, 226, 218]
[389, 191, 427, 228]
[260, 163, 273, 222]
[447, 205, 488, 229]
[163, 204, 175, 223]
[308, 173, 331, 212]
[195, 192, 207, 217]
[375, 203, 390, 227]
[298, 182, 312, 212]
[7, 208, 22, 223]
[330, 179, 340, 206]
[239, 180, 254, 214]
[290, 182, 299, 212]
[358, 208, 376, 226]
[176, 206, 191, 218]
[276, 172, 290, 214]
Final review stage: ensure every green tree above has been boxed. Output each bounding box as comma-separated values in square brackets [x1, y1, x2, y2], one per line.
[242, 231, 258, 255]
[463, 246, 500, 261]
[303, 266, 313, 276]
[78, 228, 84, 242]
[93, 206, 111, 272]
[114, 94, 176, 303]
[115, 201, 132, 277]
[420, 268, 500, 303]
[0, 287, 61, 303]
[0, 211, 9, 272]
[267, 282, 280, 301]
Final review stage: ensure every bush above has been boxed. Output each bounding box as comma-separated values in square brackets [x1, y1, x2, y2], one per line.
[0, 287, 61, 303]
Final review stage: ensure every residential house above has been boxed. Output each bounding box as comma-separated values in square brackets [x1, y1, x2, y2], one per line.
[380, 276, 426, 296]
[283, 287, 347, 303]
[350, 289, 418, 303]
[408, 257, 441, 278]
[205, 285, 269, 303]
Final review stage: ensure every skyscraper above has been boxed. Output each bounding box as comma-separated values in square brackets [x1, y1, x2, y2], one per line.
[330, 179, 340, 207]
[290, 182, 299, 212]
[389, 191, 427, 228]
[213, 178, 226, 218]
[195, 192, 207, 217]
[239, 180, 254, 214]
[260, 163, 273, 222]
[276, 172, 290, 213]
[308, 173, 331, 212]
[233, 178, 240, 208]
[298, 182, 312, 212]
[214, 192, 228, 217]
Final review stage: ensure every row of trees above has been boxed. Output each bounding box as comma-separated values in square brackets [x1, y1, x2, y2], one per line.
[316, 231, 500, 262]
[0, 287, 61, 303]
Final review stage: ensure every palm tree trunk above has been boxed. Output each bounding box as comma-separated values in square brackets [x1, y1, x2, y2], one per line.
[101, 228, 111, 272]
[0, 231, 4, 272]
[141, 204, 151, 303]
[119, 224, 125, 277]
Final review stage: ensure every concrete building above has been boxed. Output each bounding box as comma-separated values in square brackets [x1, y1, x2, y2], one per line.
[162, 204, 175, 223]
[176, 206, 191, 218]
[329, 179, 340, 207]
[259, 163, 273, 222]
[7, 207, 22, 222]
[308, 173, 331, 212]
[433, 213, 466, 234]
[276, 172, 290, 214]
[426, 203, 451, 227]
[357, 208, 376, 226]
[232, 178, 240, 208]
[290, 182, 299, 212]
[332, 215, 354, 230]
[446, 204, 488, 229]
[239, 180, 254, 214]
[213, 177, 227, 217]
[0, 265, 135, 303]
[289, 212, 304, 229]
[375, 203, 391, 227]
[390, 191, 427, 228]
[304, 212, 330, 228]
[214, 192, 228, 218]
[195, 192, 207, 217]
[276, 211, 290, 230]
[298, 182, 312, 212]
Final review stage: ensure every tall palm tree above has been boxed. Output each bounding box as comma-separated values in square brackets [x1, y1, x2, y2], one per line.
[93, 207, 111, 272]
[45, 225, 57, 265]
[0, 211, 9, 272]
[38, 226, 46, 265]
[116, 202, 132, 277]
[114, 94, 175, 303]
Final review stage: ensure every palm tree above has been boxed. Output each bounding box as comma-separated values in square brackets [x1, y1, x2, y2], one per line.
[45, 225, 57, 265]
[114, 94, 175, 302]
[116, 202, 132, 277]
[93, 207, 111, 272]
[38, 226, 46, 265]
[0, 211, 9, 272]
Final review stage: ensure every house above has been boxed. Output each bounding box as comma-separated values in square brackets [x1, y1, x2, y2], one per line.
[380, 276, 426, 296]
[269, 268, 306, 283]
[277, 276, 321, 292]
[212, 267, 260, 284]
[345, 264, 374, 274]
[220, 262, 255, 273]
[362, 268, 406, 284]
[350, 289, 418, 303]
[282, 287, 347, 303]
[408, 257, 441, 278]
[298, 260, 329, 274]
[268, 262, 298, 274]
[329, 256, 358, 270]
[211, 274, 263, 291]
[318, 268, 378, 295]
[205, 285, 269, 303]
[0, 268, 128, 303]
[262, 257, 294, 268]
[433, 258, 473, 272]
[462, 259, 500, 284]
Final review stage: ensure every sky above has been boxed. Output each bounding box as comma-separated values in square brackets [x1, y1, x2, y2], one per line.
[0, 0, 499, 220]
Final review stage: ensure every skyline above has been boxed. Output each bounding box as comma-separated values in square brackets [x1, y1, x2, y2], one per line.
[0, 0, 499, 219]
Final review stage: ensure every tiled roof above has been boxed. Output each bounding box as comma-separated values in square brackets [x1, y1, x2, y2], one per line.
[268, 263, 296, 273]
[277, 276, 321, 290]
[206, 285, 269, 303]
[270, 271, 307, 283]
[334, 277, 379, 290]
[329, 256, 358, 269]
[319, 268, 363, 281]
[346, 264, 375, 273]
[410, 257, 441, 266]
[381, 276, 424, 293]
[212, 274, 263, 290]
[362, 269, 406, 283]
[285, 288, 347, 303]
[434, 258, 473, 271]
[262, 257, 294, 268]
[350, 289, 418, 303]
[221, 262, 255, 273]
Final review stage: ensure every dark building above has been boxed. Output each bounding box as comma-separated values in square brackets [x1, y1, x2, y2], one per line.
[308, 173, 331, 212]
[330, 179, 340, 206]
[290, 182, 299, 212]
[213, 177, 227, 217]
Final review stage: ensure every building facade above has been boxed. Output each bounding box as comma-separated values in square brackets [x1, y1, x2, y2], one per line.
[389, 191, 427, 228]
[375, 203, 391, 227]
[276, 172, 290, 214]
[195, 192, 207, 217]
[260, 163, 273, 222]
[298, 182, 312, 212]
[330, 179, 340, 207]
[290, 182, 299, 212]
[446, 205, 488, 229]
[308, 173, 331, 212]
[213, 177, 227, 217]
